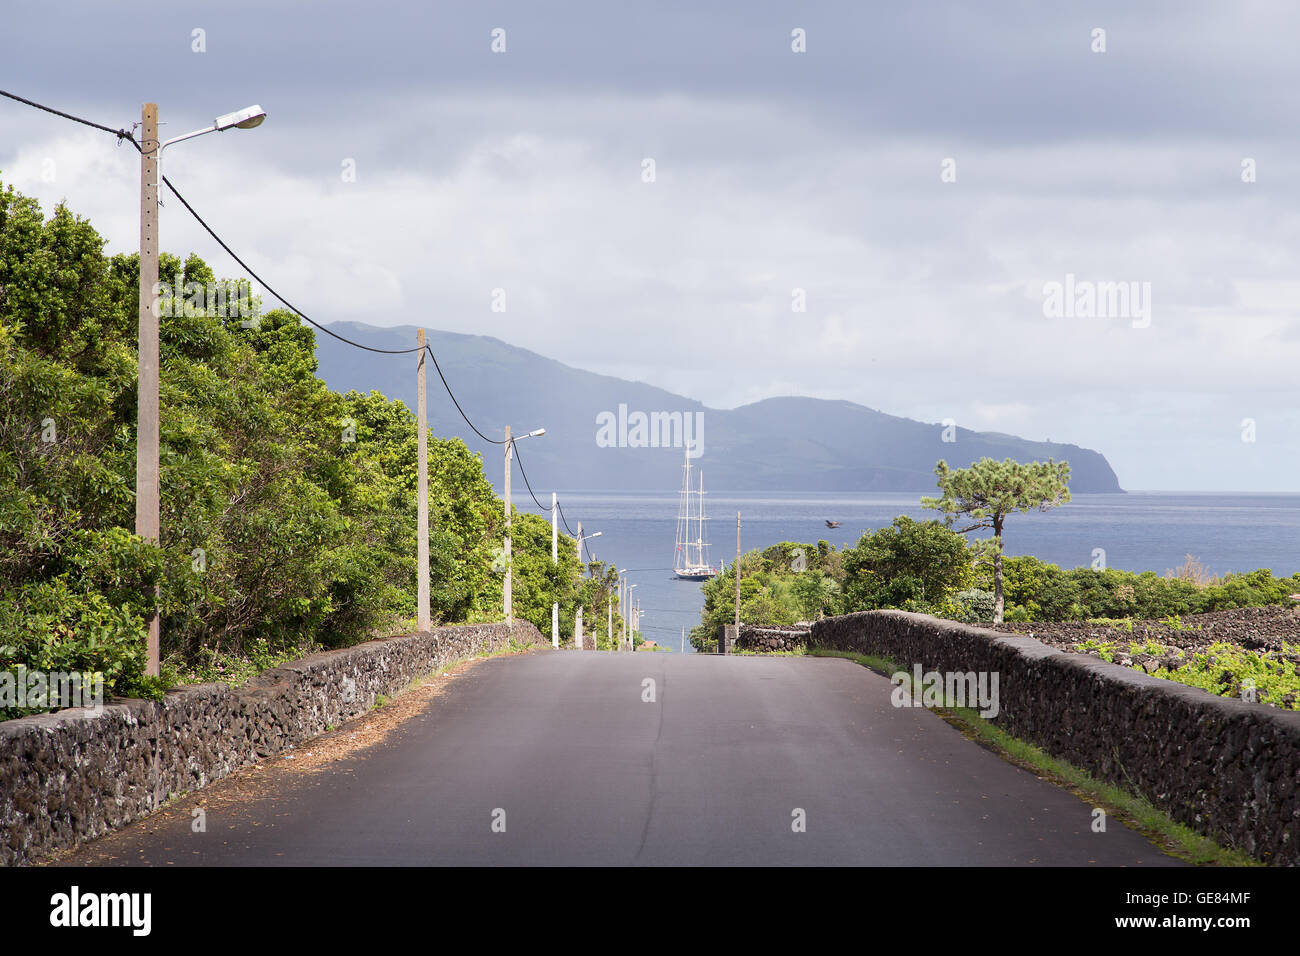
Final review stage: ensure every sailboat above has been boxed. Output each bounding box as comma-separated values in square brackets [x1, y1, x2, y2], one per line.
[672, 449, 718, 581]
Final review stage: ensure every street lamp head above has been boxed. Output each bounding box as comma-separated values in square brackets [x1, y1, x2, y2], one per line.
[528, 427, 546, 438]
[215, 105, 267, 131]
[589, 531, 603, 540]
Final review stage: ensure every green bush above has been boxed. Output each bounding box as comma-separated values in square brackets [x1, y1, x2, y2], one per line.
[842, 516, 972, 612]
[954, 588, 995, 623]
[972, 556, 1298, 623]
[1, 180, 617, 713]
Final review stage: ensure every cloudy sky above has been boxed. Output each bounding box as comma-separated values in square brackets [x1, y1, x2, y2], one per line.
[4, 1, 1299, 491]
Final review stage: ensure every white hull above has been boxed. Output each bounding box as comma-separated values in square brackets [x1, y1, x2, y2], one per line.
[673, 566, 718, 581]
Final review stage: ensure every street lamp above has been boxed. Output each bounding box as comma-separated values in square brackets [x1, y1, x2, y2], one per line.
[574, 525, 602, 567]
[503, 425, 545, 625]
[137, 101, 265, 677]
[161, 105, 266, 151]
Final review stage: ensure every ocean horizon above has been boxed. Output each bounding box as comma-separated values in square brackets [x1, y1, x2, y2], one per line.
[509, 489, 1300, 653]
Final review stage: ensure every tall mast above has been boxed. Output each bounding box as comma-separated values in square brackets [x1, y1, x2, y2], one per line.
[674, 447, 690, 570]
[684, 451, 692, 565]
[697, 469, 706, 567]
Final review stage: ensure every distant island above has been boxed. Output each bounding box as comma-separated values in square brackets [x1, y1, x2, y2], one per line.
[314, 322, 1124, 494]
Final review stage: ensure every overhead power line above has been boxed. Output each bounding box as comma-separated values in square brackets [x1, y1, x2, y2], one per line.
[159, 159, 516, 454]
[422, 345, 504, 445]
[159, 166, 425, 356]
[555, 500, 577, 537]
[0, 88, 134, 140]
[510, 439, 551, 514]
[2, 87, 595, 565]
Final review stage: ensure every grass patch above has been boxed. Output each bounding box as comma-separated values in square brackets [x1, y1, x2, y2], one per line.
[166, 637, 318, 688]
[810, 647, 1259, 867]
[1085, 617, 1135, 632]
[807, 646, 894, 672]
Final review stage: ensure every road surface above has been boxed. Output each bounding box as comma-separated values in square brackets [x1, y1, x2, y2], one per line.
[63, 651, 1181, 866]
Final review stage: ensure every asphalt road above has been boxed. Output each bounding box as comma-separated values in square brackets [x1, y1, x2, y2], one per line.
[66, 651, 1181, 866]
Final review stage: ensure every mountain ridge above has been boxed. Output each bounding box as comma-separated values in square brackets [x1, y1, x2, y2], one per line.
[312, 321, 1124, 495]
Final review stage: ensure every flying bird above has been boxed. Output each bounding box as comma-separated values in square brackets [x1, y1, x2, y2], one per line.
[825, 520, 842, 529]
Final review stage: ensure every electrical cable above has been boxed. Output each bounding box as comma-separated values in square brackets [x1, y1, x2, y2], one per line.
[2, 88, 607, 568]
[509, 438, 552, 513]
[555, 500, 577, 537]
[0, 88, 134, 140]
[423, 346, 505, 445]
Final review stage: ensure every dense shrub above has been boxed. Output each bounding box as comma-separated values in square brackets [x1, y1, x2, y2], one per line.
[841, 516, 972, 612]
[972, 556, 1300, 623]
[689, 515, 1300, 646]
[954, 588, 996, 623]
[1, 182, 620, 708]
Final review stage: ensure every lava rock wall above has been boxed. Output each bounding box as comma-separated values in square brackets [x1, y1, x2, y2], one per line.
[0, 622, 543, 866]
[810, 610, 1300, 865]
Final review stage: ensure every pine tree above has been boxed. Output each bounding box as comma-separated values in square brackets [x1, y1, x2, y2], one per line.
[922, 458, 1071, 623]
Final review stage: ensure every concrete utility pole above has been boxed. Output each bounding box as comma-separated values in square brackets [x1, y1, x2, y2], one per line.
[628, 584, 638, 649]
[575, 605, 584, 651]
[607, 595, 612, 652]
[681, 626, 685, 654]
[500, 425, 543, 627]
[133, 102, 265, 677]
[416, 329, 430, 631]
[551, 492, 559, 648]
[574, 524, 601, 577]
[504, 426, 512, 625]
[137, 103, 161, 677]
[730, 511, 741, 656]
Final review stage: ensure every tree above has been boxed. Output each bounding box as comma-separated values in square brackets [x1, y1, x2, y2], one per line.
[792, 571, 841, 620]
[689, 552, 802, 650]
[921, 458, 1071, 623]
[841, 516, 972, 613]
[1, 178, 603, 708]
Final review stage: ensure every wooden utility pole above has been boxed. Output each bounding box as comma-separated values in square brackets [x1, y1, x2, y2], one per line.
[137, 103, 161, 677]
[416, 329, 430, 631]
[504, 426, 512, 625]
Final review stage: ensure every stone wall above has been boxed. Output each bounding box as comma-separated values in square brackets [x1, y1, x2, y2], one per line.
[809, 610, 1300, 866]
[736, 624, 811, 652]
[0, 622, 543, 867]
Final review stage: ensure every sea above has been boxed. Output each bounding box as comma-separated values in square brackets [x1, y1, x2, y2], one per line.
[507, 491, 1300, 654]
